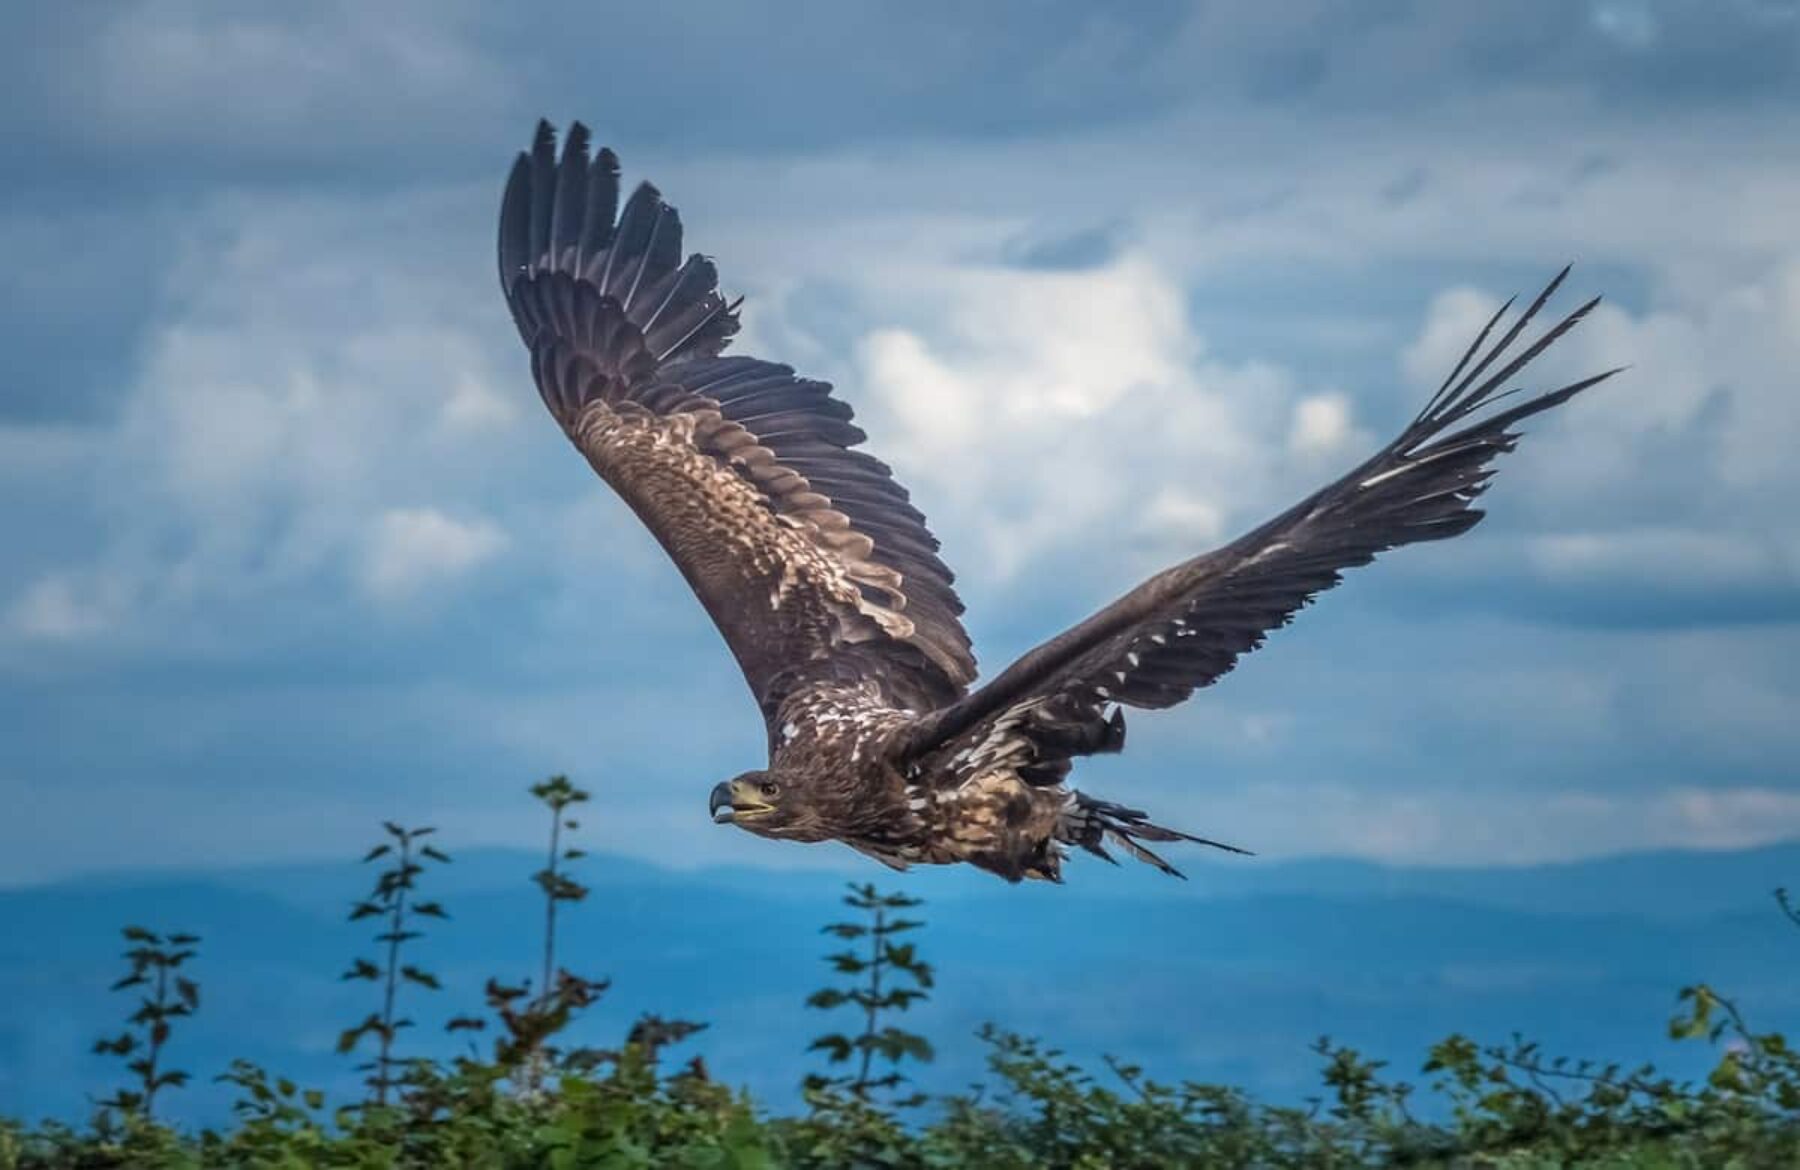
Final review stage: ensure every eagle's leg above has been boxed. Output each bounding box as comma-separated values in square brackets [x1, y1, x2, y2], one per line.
[937, 771, 1069, 882]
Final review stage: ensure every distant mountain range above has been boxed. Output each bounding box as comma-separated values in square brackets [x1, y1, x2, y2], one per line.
[4, 842, 1798, 1128]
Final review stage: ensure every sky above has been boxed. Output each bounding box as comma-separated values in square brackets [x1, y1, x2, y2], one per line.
[2, 0, 1797, 886]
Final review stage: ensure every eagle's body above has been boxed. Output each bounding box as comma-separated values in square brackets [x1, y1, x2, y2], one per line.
[498, 121, 1618, 882]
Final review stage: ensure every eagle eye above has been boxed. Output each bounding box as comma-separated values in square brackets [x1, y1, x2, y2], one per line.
[759, 780, 780, 799]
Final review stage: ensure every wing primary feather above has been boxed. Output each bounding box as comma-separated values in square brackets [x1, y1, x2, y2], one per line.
[1436, 365, 1623, 450]
[1433, 265, 1570, 422]
[641, 257, 704, 339]
[657, 296, 742, 364]
[1437, 295, 1602, 431]
[577, 146, 621, 279]
[526, 121, 557, 272]
[1414, 295, 1514, 424]
[498, 155, 532, 294]
[549, 122, 590, 271]
[622, 205, 670, 313]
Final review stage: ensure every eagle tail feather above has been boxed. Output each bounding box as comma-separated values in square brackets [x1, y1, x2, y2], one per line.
[1060, 793, 1251, 879]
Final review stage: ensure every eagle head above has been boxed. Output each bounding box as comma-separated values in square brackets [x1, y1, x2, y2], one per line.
[709, 770, 830, 841]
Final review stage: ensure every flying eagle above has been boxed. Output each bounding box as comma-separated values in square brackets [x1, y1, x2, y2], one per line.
[498, 121, 1618, 883]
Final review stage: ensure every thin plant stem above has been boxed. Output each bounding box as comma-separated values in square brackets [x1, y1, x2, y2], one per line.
[376, 835, 411, 1106]
[855, 904, 885, 1098]
[539, 806, 562, 1012]
[144, 959, 168, 1120]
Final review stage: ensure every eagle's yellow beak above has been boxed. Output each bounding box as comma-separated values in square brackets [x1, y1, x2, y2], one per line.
[710, 778, 773, 824]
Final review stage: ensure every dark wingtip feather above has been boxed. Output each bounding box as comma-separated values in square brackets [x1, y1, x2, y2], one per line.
[550, 123, 591, 268]
[1450, 365, 1623, 443]
[526, 122, 558, 274]
[1418, 294, 1515, 423]
[1427, 265, 1578, 426]
[579, 146, 622, 272]
[497, 154, 532, 295]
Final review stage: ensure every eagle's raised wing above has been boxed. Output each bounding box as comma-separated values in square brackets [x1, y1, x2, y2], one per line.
[500, 122, 974, 727]
[897, 269, 1618, 780]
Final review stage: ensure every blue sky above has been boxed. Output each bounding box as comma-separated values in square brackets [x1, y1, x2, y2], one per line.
[2, 0, 1797, 885]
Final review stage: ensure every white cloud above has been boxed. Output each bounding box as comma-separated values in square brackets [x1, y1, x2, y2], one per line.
[842, 254, 1353, 581]
[1287, 392, 1358, 456]
[0, 186, 533, 641]
[438, 372, 519, 433]
[5, 573, 125, 640]
[360, 507, 505, 600]
[1390, 252, 1800, 610]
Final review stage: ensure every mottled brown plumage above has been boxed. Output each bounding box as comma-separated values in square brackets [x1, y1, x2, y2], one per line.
[498, 120, 1620, 883]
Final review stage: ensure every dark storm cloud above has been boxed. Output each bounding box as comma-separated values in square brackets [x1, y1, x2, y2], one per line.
[7, 1, 1797, 200]
[4, 0, 1791, 424]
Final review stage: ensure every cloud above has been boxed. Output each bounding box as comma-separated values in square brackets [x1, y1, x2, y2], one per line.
[1383, 253, 1800, 625]
[360, 508, 505, 601]
[1000, 222, 1131, 271]
[5, 573, 125, 640]
[1590, 0, 1661, 50]
[27, 0, 513, 170]
[0, 184, 531, 646]
[842, 253, 1365, 581]
[1287, 392, 1360, 456]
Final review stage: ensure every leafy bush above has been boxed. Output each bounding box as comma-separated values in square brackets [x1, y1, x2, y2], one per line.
[7, 794, 1800, 1167]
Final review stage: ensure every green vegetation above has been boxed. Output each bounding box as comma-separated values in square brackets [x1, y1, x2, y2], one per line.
[336, 821, 453, 1106]
[5, 782, 1800, 1167]
[805, 883, 934, 1106]
[91, 926, 203, 1121]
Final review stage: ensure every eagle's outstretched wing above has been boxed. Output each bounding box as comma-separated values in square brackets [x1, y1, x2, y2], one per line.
[500, 122, 974, 726]
[897, 269, 1618, 779]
